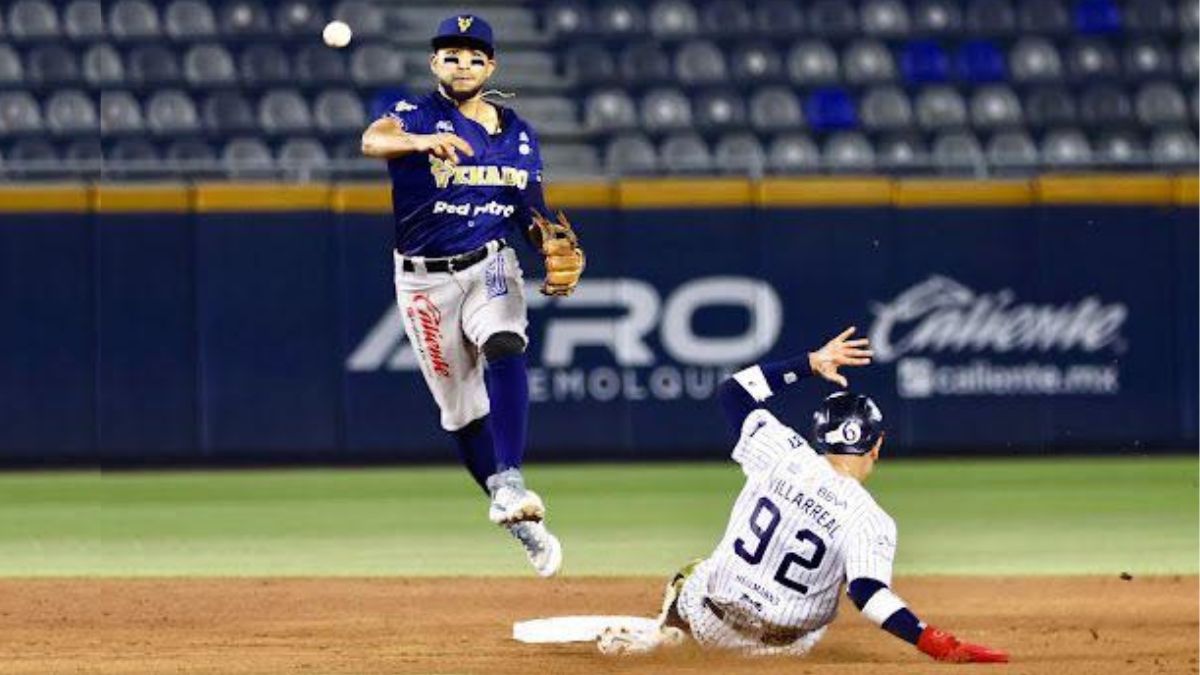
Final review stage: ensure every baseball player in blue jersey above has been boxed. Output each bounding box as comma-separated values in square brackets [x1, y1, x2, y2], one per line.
[360, 15, 584, 577]
[599, 328, 1008, 663]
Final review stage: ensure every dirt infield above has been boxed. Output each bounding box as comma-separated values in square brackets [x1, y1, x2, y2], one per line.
[2, 576, 1195, 675]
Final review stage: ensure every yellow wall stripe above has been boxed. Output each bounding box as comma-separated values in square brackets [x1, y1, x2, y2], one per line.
[1037, 174, 1174, 205]
[546, 182, 615, 209]
[619, 178, 752, 208]
[1173, 174, 1199, 206]
[93, 184, 190, 213]
[194, 183, 332, 212]
[758, 177, 893, 206]
[332, 183, 392, 214]
[0, 184, 90, 213]
[894, 179, 1032, 207]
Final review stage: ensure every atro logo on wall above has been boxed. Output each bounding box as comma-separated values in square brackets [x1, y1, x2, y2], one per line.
[869, 276, 1129, 399]
[347, 276, 783, 403]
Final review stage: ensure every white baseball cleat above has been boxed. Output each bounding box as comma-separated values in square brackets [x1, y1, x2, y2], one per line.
[597, 625, 686, 656]
[489, 486, 546, 525]
[506, 521, 562, 578]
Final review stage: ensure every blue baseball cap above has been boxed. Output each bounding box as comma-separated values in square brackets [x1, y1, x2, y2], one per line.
[432, 14, 495, 57]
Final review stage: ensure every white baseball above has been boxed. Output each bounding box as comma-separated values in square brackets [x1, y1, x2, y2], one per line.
[322, 20, 352, 48]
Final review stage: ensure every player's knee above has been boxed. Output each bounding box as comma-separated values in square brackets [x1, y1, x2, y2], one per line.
[482, 332, 526, 362]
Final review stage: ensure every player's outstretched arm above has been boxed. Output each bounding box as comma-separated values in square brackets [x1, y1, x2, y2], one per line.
[716, 326, 874, 437]
[848, 578, 1009, 664]
[360, 117, 474, 162]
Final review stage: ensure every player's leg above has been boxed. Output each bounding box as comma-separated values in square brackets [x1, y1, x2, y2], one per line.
[597, 558, 704, 655]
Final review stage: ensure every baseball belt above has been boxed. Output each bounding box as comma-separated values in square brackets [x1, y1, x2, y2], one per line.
[399, 240, 507, 274]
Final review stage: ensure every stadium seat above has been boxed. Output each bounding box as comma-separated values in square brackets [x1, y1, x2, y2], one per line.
[970, 85, 1024, 129]
[860, 85, 914, 131]
[861, 0, 911, 36]
[675, 40, 727, 85]
[1075, 0, 1121, 34]
[83, 45, 123, 87]
[540, 143, 602, 179]
[350, 44, 404, 87]
[26, 45, 79, 87]
[165, 138, 217, 164]
[1025, 86, 1078, 127]
[546, 0, 590, 36]
[901, 39, 950, 83]
[843, 39, 897, 85]
[183, 44, 236, 86]
[313, 89, 365, 133]
[258, 89, 313, 135]
[639, 88, 692, 132]
[275, 0, 324, 37]
[584, 89, 638, 131]
[660, 133, 712, 173]
[806, 87, 858, 131]
[1041, 127, 1092, 166]
[1017, 0, 1070, 33]
[565, 44, 616, 83]
[110, 138, 159, 163]
[986, 129, 1039, 168]
[64, 0, 104, 41]
[956, 40, 1007, 82]
[1149, 127, 1198, 165]
[932, 130, 985, 172]
[877, 133, 929, 170]
[201, 90, 256, 133]
[605, 133, 658, 174]
[146, 89, 200, 134]
[219, 0, 272, 36]
[164, 0, 217, 40]
[1180, 40, 1199, 80]
[331, 1, 383, 39]
[703, 0, 754, 35]
[277, 137, 328, 167]
[1124, 0, 1174, 32]
[1079, 83, 1134, 126]
[787, 40, 840, 85]
[620, 42, 672, 84]
[714, 132, 766, 174]
[65, 138, 103, 163]
[0, 46, 24, 87]
[965, 0, 1017, 34]
[99, 90, 142, 134]
[1066, 39, 1119, 80]
[9, 0, 60, 41]
[767, 133, 820, 173]
[1136, 82, 1188, 126]
[509, 96, 580, 136]
[595, 0, 646, 35]
[1094, 130, 1145, 165]
[753, 0, 805, 35]
[648, 0, 699, 37]
[694, 89, 747, 130]
[912, 0, 962, 34]
[128, 45, 182, 86]
[1010, 37, 1063, 82]
[808, 0, 858, 38]
[748, 86, 804, 130]
[110, 0, 160, 40]
[9, 138, 57, 161]
[241, 44, 291, 87]
[730, 43, 784, 82]
[1182, 0, 1200, 32]
[221, 136, 273, 176]
[915, 85, 968, 129]
[45, 89, 97, 135]
[1124, 38, 1174, 79]
[296, 44, 347, 84]
[823, 132, 875, 171]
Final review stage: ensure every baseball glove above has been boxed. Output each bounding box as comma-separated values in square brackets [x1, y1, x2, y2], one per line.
[529, 210, 585, 297]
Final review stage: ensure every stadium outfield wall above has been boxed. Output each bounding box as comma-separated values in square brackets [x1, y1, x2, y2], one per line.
[0, 175, 1196, 465]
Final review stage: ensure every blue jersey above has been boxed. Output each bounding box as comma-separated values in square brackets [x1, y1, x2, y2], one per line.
[384, 91, 548, 257]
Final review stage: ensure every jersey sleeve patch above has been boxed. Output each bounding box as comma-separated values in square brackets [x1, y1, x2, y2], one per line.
[733, 409, 801, 478]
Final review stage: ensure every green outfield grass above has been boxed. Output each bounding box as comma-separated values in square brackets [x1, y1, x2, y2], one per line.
[0, 457, 1195, 577]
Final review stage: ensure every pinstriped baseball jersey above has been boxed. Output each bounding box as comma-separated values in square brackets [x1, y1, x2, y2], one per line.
[690, 407, 897, 643]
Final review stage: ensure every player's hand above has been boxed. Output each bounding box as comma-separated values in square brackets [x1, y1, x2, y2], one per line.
[418, 133, 474, 164]
[917, 626, 1009, 663]
[808, 326, 873, 388]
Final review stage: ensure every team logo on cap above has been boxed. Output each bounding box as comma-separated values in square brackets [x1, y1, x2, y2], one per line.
[457, 16, 473, 32]
[824, 420, 862, 446]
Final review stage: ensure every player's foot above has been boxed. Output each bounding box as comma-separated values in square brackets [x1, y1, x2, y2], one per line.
[657, 558, 703, 630]
[506, 521, 562, 578]
[489, 486, 545, 525]
[597, 625, 686, 656]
